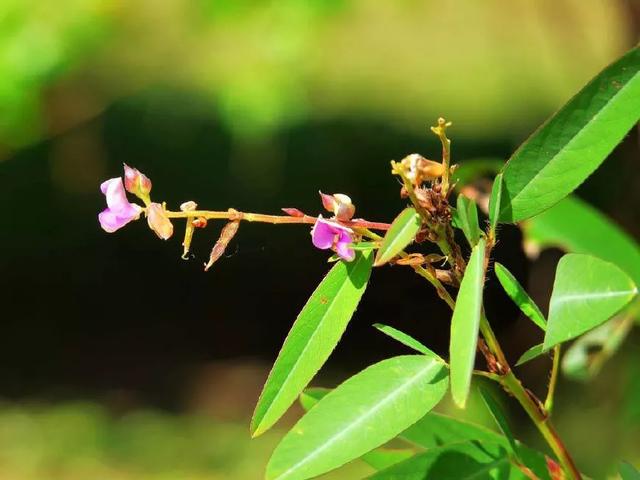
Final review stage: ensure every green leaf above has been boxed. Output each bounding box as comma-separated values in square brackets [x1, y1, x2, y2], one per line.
[366, 442, 514, 480]
[298, 388, 330, 411]
[402, 412, 550, 480]
[455, 195, 481, 247]
[515, 343, 546, 367]
[478, 387, 518, 456]
[620, 461, 640, 480]
[374, 208, 422, 266]
[494, 263, 546, 330]
[498, 47, 640, 223]
[543, 254, 638, 350]
[373, 323, 441, 360]
[402, 412, 505, 448]
[266, 355, 448, 480]
[488, 173, 503, 237]
[361, 449, 417, 471]
[450, 238, 487, 408]
[251, 251, 374, 437]
[522, 195, 640, 288]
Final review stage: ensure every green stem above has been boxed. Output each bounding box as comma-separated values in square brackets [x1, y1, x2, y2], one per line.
[479, 315, 581, 480]
[545, 345, 561, 413]
[501, 370, 581, 479]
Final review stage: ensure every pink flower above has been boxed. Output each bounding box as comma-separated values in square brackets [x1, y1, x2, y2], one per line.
[311, 216, 355, 261]
[98, 178, 142, 233]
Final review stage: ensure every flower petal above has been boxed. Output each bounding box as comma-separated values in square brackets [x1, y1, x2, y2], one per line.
[335, 230, 356, 261]
[147, 203, 174, 240]
[311, 216, 335, 250]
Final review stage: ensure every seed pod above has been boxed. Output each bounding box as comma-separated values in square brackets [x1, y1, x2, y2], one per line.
[204, 220, 240, 271]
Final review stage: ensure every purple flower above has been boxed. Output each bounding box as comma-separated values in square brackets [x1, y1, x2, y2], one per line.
[311, 216, 355, 261]
[98, 178, 142, 233]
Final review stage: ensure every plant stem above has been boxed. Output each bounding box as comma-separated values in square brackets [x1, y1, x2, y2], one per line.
[165, 209, 391, 231]
[545, 346, 561, 413]
[479, 315, 581, 479]
[501, 370, 581, 479]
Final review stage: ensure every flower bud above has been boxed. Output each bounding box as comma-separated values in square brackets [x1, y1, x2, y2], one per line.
[147, 202, 174, 240]
[180, 200, 198, 211]
[318, 191, 356, 221]
[123, 164, 152, 204]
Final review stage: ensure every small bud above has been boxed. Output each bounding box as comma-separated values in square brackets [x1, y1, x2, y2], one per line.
[147, 202, 174, 240]
[282, 207, 305, 218]
[123, 164, 152, 204]
[180, 200, 198, 211]
[318, 191, 355, 221]
[192, 217, 207, 228]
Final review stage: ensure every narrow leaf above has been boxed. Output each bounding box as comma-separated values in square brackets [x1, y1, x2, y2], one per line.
[266, 355, 448, 480]
[522, 195, 640, 287]
[455, 194, 481, 247]
[374, 208, 422, 266]
[367, 442, 513, 480]
[450, 238, 487, 408]
[478, 386, 519, 456]
[516, 343, 546, 366]
[488, 173, 503, 236]
[620, 461, 640, 480]
[498, 47, 640, 223]
[251, 251, 374, 436]
[543, 254, 638, 350]
[494, 262, 546, 330]
[373, 323, 441, 360]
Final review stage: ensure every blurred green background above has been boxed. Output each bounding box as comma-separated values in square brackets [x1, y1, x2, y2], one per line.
[0, 0, 639, 478]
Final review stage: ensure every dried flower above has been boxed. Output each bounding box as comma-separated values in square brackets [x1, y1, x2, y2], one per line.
[98, 178, 142, 233]
[311, 216, 355, 261]
[147, 203, 174, 240]
[319, 192, 356, 221]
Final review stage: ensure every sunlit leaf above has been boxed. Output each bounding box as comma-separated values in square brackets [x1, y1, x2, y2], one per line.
[266, 355, 448, 480]
[450, 238, 487, 408]
[455, 194, 481, 247]
[543, 254, 638, 350]
[251, 251, 374, 436]
[374, 208, 422, 266]
[515, 343, 546, 367]
[494, 262, 546, 330]
[498, 47, 640, 223]
[373, 323, 441, 360]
